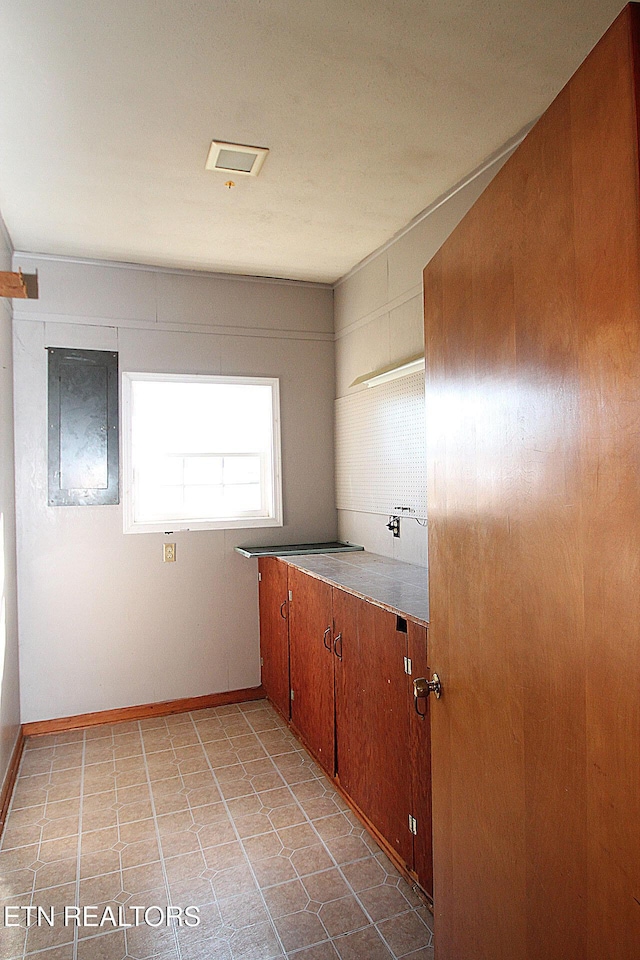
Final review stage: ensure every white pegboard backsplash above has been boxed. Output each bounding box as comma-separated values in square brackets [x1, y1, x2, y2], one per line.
[335, 370, 427, 517]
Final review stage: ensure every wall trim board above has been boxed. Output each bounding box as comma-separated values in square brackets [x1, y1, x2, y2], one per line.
[0, 729, 25, 840]
[0, 210, 14, 257]
[334, 285, 422, 342]
[22, 686, 265, 737]
[12, 311, 334, 343]
[12, 251, 332, 290]
[333, 121, 535, 291]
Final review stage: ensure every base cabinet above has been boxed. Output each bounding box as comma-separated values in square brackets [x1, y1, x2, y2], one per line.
[258, 558, 290, 720]
[258, 556, 432, 896]
[288, 566, 335, 775]
[335, 590, 414, 865]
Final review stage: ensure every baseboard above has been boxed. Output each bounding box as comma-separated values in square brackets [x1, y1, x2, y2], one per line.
[332, 774, 433, 907]
[22, 686, 265, 737]
[267, 697, 292, 726]
[0, 728, 25, 840]
[270, 694, 433, 906]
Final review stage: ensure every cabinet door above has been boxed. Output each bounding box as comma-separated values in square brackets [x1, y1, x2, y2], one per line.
[333, 586, 360, 787]
[408, 620, 433, 897]
[258, 557, 290, 719]
[288, 567, 335, 774]
[335, 593, 413, 865]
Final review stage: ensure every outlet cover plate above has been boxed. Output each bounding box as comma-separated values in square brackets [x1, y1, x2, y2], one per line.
[163, 543, 176, 562]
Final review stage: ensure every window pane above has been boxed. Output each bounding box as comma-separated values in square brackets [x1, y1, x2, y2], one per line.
[154, 456, 184, 486]
[132, 381, 273, 456]
[222, 483, 262, 514]
[126, 375, 280, 530]
[223, 456, 261, 485]
[184, 484, 224, 516]
[137, 483, 184, 520]
[184, 456, 223, 485]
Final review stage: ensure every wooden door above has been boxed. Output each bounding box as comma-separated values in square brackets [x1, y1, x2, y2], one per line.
[423, 7, 640, 958]
[258, 557, 290, 719]
[288, 567, 335, 774]
[334, 590, 413, 865]
[332, 587, 360, 790]
[408, 621, 432, 897]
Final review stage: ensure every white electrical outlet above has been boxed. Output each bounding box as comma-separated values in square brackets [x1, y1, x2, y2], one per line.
[163, 543, 176, 562]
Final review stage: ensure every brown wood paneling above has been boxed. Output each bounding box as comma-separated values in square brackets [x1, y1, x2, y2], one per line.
[22, 686, 265, 737]
[408, 621, 432, 897]
[288, 567, 335, 774]
[572, 7, 640, 952]
[333, 586, 361, 792]
[424, 6, 640, 958]
[427, 186, 527, 959]
[512, 69, 586, 960]
[258, 557, 291, 718]
[330, 759, 432, 905]
[335, 588, 413, 865]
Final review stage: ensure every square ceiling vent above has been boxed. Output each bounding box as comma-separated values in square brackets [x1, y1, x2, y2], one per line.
[205, 141, 269, 177]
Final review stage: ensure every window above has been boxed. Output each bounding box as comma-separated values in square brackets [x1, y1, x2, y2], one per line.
[122, 373, 282, 533]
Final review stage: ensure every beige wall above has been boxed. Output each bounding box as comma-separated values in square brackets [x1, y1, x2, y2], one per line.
[13, 255, 335, 723]
[0, 214, 20, 789]
[333, 149, 519, 566]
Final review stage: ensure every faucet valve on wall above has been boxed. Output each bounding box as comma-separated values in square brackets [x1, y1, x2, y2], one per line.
[387, 516, 401, 538]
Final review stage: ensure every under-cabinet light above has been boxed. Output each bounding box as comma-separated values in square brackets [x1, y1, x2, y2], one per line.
[350, 353, 425, 388]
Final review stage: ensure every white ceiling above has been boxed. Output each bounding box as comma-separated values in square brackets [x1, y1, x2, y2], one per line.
[0, 0, 626, 284]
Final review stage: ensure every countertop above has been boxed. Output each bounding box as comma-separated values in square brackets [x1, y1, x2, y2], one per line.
[282, 550, 429, 626]
[235, 541, 364, 558]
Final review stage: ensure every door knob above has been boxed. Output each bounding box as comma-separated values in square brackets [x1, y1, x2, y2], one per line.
[413, 674, 442, 717]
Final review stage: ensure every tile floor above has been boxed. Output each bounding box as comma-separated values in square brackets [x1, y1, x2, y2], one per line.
[0, 699, 434, 960]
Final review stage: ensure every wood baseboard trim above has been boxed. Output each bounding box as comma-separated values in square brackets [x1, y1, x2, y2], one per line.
[268, 698, 292, 726]
[272, 696, 433, 906]
[332, 774, 433, 907]
[0, 728, 26, 840]
[22, 686, 266, 737]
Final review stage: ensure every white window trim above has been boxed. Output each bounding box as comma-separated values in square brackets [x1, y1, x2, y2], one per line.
[121, 372, 283, 534]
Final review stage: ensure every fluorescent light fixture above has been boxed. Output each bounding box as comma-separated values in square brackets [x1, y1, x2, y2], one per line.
[350, 353, 425, 388]
[205, 140, 269, 177]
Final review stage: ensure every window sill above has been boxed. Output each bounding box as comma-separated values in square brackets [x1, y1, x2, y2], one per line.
[124, 516, 283, 534]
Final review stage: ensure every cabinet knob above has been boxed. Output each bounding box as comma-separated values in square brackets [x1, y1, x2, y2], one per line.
[323, 626, 332, 651]
[333, 632, 343, 660]
[280, 601, 288, 620]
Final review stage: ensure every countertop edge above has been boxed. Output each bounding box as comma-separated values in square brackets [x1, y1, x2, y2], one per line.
[235, 543, 364, 558]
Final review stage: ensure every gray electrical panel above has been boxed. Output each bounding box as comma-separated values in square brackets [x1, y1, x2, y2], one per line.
[47, 347, 119, 506]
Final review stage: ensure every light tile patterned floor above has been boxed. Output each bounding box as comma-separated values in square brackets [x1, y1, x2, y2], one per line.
[0, 700, 434, 960]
